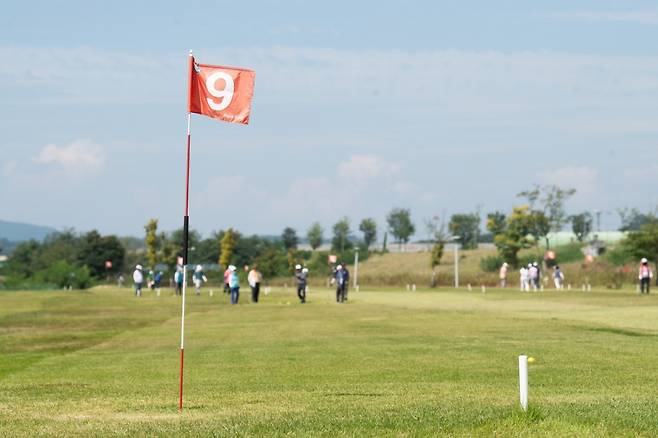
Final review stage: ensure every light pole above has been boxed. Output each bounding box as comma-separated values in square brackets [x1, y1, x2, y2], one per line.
[452, 236, 461, 288]
[353, 248, 359, 290]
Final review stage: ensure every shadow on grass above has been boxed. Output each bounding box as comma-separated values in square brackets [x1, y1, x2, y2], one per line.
[588, 327, 655, 337]
[504, 405, 545, 425]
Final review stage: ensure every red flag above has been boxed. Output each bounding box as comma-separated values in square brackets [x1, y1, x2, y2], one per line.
[187, 56, 255, 125]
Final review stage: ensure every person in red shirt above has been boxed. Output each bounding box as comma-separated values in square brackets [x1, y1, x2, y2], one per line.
[223, 266, 231, 294]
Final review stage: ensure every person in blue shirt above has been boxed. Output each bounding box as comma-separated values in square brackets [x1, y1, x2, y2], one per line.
[334, 264, 346, 303]
[341, 263, 350, 301]
[228, 265, 240, 304]
[154, 271, 163, 295]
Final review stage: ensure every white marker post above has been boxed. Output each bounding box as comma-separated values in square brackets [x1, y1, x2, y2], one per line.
[519, 355, 528, 412]
[453, 240, 460, 288]
[353, 248, 359, 290]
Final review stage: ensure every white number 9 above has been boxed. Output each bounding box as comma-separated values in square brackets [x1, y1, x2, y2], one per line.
[206, 71, 235, 111]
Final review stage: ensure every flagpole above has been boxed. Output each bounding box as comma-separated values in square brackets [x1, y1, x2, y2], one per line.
[179, 49, 194, 411]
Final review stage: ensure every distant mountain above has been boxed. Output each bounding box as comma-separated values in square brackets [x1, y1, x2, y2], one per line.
[0, 220, 57, 242]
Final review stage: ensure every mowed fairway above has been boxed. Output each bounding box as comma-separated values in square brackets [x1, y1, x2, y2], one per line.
[2, 286, 658, 436]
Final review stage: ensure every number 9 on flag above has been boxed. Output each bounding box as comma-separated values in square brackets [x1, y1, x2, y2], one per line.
[188, 56, 255, 125]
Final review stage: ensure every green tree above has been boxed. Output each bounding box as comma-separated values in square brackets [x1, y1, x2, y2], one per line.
[493, 205, 534, 267]
[449, 213, 480, 250]
[426, 216, 448, 287]
[77, 231, 125, 278]
[144, 219, 158, 269]
[170, 228, 201, 258]
[253, 246, 288, 278]
[570, 212, 593, 242]
[618, 207, 654, 231]
[529, 210, 550, 248]
[518, 184, 576, 231]
[623, 219, 658, 282]
[306, 222, 324, 250]
[331, 217, 352, 253]
[5, 240, 40, 278]
[387, 208, 415, 249]
[281, 227, 298, 251]
[359, 218, 377, 249]
[219, 228, 236, 268]
[486, 211, 507, 237]
[195, 236, 220, 264]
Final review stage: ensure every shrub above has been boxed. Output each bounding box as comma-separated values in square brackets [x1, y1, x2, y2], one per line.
[480, 255, 504, 272]
[37, 261, 93, 289]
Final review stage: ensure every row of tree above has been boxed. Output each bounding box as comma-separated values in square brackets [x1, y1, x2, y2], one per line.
[2, 230, 125, 288]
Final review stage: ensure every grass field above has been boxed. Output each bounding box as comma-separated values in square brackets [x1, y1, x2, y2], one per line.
[2, 285, 658, 436]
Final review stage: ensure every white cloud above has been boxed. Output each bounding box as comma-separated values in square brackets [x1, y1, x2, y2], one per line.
[539, 165, 599, 197]
[33, 139, 104, 172]
[337, 154, 400, 182]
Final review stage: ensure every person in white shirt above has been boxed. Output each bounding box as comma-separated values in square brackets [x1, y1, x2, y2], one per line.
[133, 264, 144, 297]
[248, 265, 263, 303]
[528, 263, 538, 291]
[519, 266, 529, 292]
[499, 262, 508, 288]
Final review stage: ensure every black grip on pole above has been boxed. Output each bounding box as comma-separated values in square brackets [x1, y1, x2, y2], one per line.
[183, 215, 189, 265]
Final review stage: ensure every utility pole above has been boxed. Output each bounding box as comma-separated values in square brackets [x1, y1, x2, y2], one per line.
[453, 236, 461, 288]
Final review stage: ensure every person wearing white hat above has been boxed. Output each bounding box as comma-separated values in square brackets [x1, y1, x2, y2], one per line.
[193, 264, 208, 296]
[295, 265, 308, 303]
[133, 264, 144, 297]
[228, 265, 240, 304]
[639, 258, 653, 294]
[499, 262, 508, 288]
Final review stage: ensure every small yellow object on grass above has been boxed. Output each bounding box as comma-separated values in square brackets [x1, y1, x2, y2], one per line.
[527, 357, 536, 364]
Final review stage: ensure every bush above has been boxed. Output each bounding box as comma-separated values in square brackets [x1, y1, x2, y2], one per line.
[480, 255, 504, 272]
[603, 245, 634, 267]
[37, 261, 93, 289]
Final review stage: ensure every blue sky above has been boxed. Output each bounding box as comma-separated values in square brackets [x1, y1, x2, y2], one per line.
[2, 0, 658, 238]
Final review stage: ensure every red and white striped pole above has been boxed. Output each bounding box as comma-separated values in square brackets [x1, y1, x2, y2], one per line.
[179, 49, 194, 411]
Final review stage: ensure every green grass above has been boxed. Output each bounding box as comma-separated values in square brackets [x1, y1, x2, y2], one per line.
[2, 285, 658, 436]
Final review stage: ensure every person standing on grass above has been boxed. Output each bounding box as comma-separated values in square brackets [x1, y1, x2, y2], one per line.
[528, 263, 538, 291]
[553, 265, 565, 290]
[519, 266, 529, 291]
[639, 258, 653, 294]
[154, 271, 163, 295]
[193, 265, 208, 296]
[223, 265, 231, 294]
[294, 264, 308, 304]
[533, 262, 541, 290]
[499, 262, 508, 288]
[228, 265, 240, 304]
[248, 265, 262, 303]
[341, 263, 350, 302]
[334, 264, 344, 302]
[133, 265, 144, 297]
[174, 265, 184, 296]
[147, 270, 155, 290]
